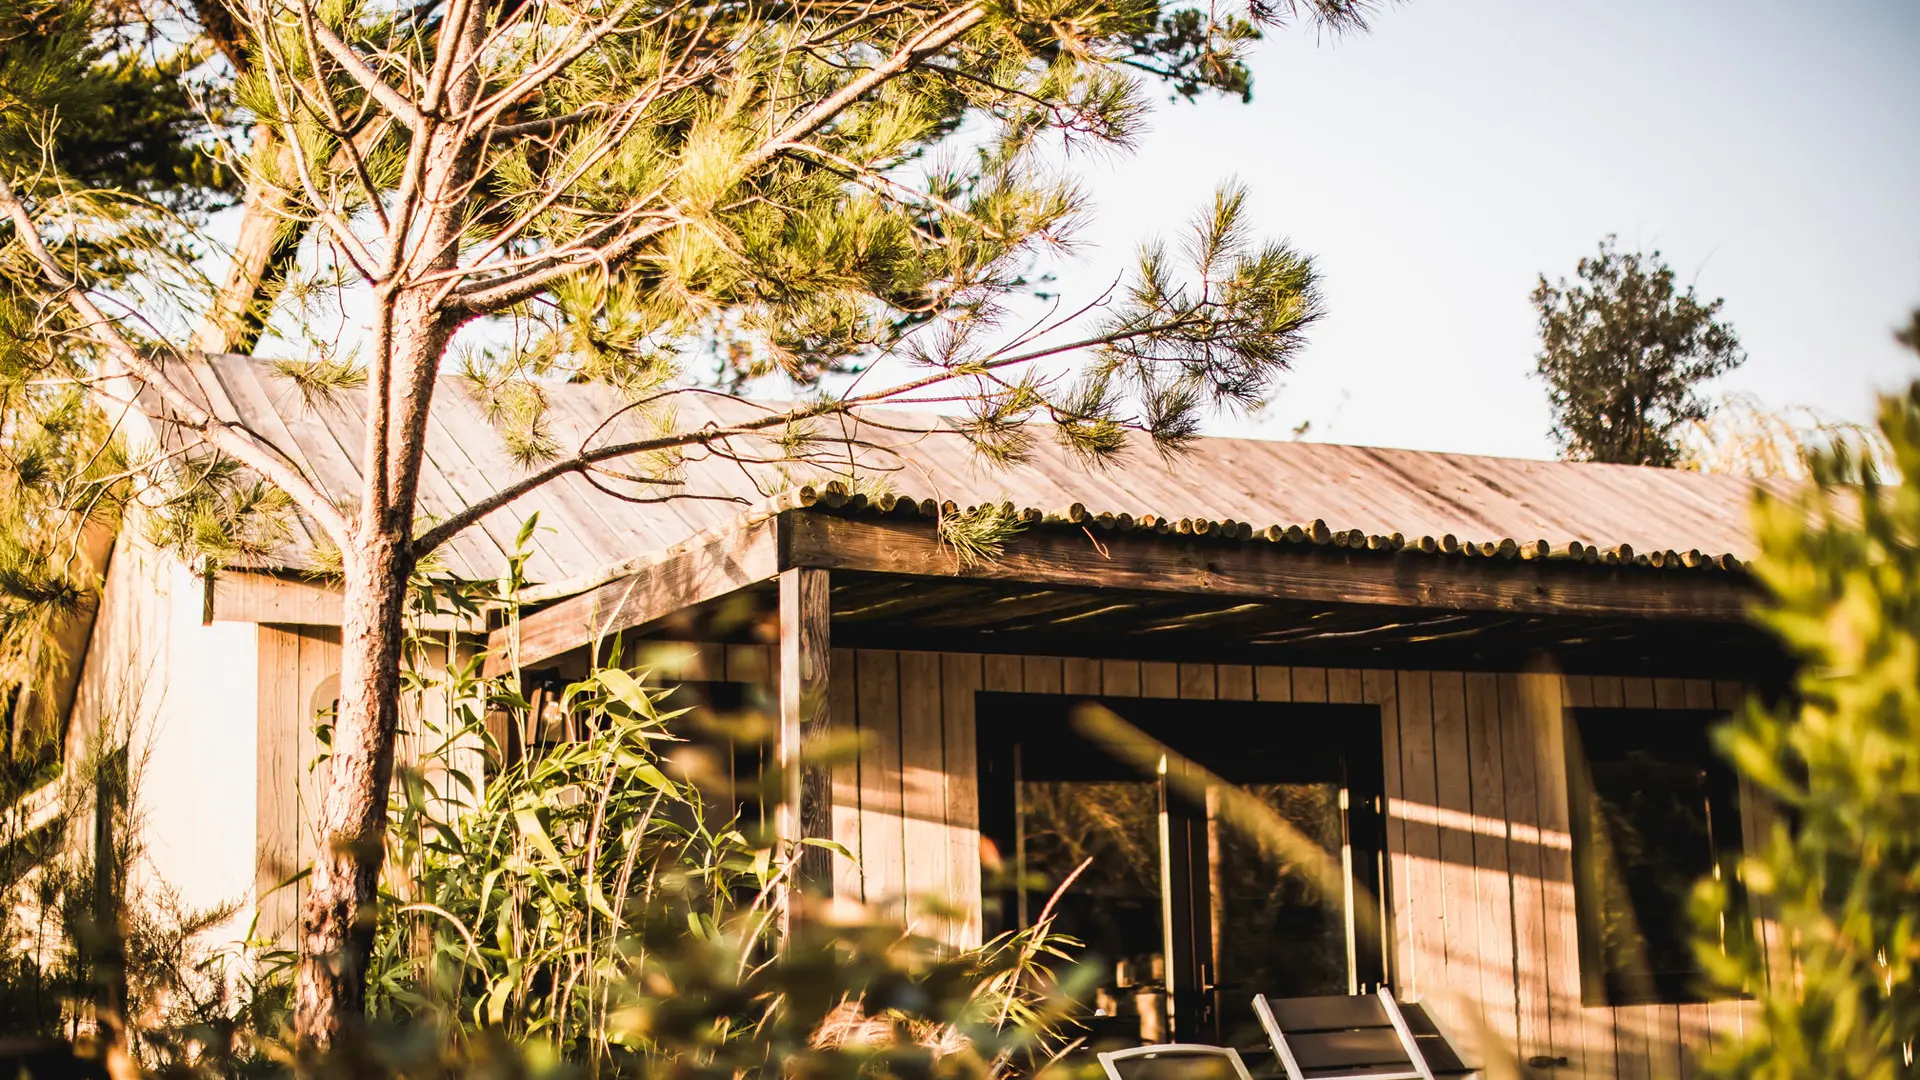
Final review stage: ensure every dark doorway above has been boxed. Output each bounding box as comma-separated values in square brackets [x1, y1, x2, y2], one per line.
[976, 693, 1389, 1048]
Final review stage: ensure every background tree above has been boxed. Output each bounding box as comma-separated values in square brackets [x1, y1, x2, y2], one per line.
[1694, 309, 1920, 1079]
[1532, 236, 1745, 467]
[0, 0, 1375, 1046]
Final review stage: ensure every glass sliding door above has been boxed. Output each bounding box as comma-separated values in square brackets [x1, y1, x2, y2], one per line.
[977, 692, 1388, 1048]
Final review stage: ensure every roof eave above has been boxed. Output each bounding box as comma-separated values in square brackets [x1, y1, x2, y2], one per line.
[487, 501, 1758, 673]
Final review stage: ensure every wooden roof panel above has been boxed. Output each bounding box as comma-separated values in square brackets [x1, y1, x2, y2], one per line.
[172, 357, 1767, 585]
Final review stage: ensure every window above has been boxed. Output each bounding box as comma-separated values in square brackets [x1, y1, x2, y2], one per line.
[1565, 707, 1749, 1005]
[977, 694, 1389, 1046]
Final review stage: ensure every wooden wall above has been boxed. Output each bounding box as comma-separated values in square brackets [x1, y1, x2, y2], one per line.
[255, 624, 341, 944]
[249, 636, 1776, 1079]
[66, 531, 264, 946]
[791, 648, 1774, 1080]
[254, 626, 484, 944]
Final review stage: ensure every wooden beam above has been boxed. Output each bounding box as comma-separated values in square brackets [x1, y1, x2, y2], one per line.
[778, 567, 834, 916]
[486, 514, 781, 673]
[785, 512, 1753, 622]
[211, 569, 346, 625]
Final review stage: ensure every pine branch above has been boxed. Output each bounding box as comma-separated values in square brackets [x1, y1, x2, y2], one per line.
[0, 178, 352, 542]
[449, 2, 989, 313]
[407, 315, 1210, 557]
[298, 11, 429, 131]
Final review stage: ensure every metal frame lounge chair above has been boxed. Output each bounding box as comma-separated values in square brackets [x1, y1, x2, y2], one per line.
[1097, 1044, 1257, 1080]
[1251, 989, 1438, 1080]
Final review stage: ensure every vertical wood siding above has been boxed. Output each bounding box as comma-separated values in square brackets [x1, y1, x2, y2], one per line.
[256, 624, 341, 943]
[249, 636, 1764, 1079]
[806, 649, 1768, 1080]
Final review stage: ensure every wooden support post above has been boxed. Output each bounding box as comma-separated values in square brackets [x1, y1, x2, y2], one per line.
[778, 567, 833, 920]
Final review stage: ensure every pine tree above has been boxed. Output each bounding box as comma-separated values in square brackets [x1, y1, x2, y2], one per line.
[0, 0, 1376, 1044]
[1695, 310, 1920, 1079]
[1533, 236, 1745, 467]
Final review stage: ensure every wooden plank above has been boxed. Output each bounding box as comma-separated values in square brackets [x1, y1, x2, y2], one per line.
[778, 569, 834, 902]
[1429, 671, 1487, 1048]
[1141, 661, 1178, 699]
[984, 654, 1023, 694]
[897, 650, 948, 941]
[828, 648, 862, 903]
[1738, 771, 1781, 993]
[1532, 672, 1610, 1079]
[1678, 1002, 1711, 1079]
[1499, 674, 1552, 1069]
[855, 649, 906, 920]
[215, 572, 346, 625]
[1268, 994, 1395, 1030]
[1365, 670, 1409, 995]
[1063, 657, 1101, 696]
[1592, 675, 1625, 709]
[1396, 671, 1442, 1005]
[942, 653, 984, 947]
[1292, 667, 1328, 703]
[785, 512, 1756, 621]
[1643, 999, 1674, 1076]
[1177, 663, 1216, 699]
[1216, 664, 1254, 701]
[293, 626, 342, 928]
[1680, 683, 1729, 1078]
[1102, 659, 1142, 697]
[1720, 681, 1781, 1001]
[1465, 672, 1520, 1062]
[1562, 674, 1595, 710]
[1682, 679, 1716, 711]
[1022, 655, 1063, 694]
[1286, 1029, 1410, 1069]
[255, 626, 304, 946]
[1622, 677, 1656, 710]
[1328, 668, 1363, 704]
[1653, 677, 1688, 710]
[488, 515, 782, 672]
[1254, 666, 1292, 702]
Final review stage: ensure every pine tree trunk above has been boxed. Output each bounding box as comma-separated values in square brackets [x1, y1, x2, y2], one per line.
[289, 5, 484, 1042]
[293, 533, 412, 1046]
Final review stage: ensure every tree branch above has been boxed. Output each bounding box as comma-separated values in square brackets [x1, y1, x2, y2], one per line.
[450, 2, 988, 313]
[0, 178, 352, 542]
[297, 10, 430, 130]
[408, 313, 1207, 556]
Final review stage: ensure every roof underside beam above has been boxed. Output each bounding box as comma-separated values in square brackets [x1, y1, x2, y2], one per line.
[497, 507, 1755, 672]
[489, 513, 783, 672]
[783, 512, 1755, 623]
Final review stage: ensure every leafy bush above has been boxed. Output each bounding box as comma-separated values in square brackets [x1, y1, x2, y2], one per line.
[1695, 316, 1920, 1079]
[2, 522, 1091, 1079]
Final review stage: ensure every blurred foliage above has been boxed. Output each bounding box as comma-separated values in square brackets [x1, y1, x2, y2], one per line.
[0, 0, 235, 212]
[1677, 392, 1896, 482]
[1693, 309, 1920, 1078]
[0, 519, 1096, 1078]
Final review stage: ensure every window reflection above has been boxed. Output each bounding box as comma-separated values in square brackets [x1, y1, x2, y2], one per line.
[1567, 707, 1748, 1005]
[977, 693, 1387, 1046]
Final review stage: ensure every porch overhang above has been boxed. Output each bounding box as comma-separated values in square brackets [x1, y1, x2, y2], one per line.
[487, 503, 1767, 677]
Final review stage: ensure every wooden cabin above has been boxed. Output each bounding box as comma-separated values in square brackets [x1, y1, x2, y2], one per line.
[49, 356, 1785, 1078]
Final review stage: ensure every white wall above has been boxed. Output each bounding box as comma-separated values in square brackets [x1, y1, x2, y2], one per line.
[67, 531, 260, 947]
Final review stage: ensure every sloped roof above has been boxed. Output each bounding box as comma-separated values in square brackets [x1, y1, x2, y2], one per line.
[158, 355, 1768, 591]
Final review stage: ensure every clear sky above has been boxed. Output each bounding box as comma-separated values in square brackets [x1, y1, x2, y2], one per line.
[1020, 0, 1920, 459]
